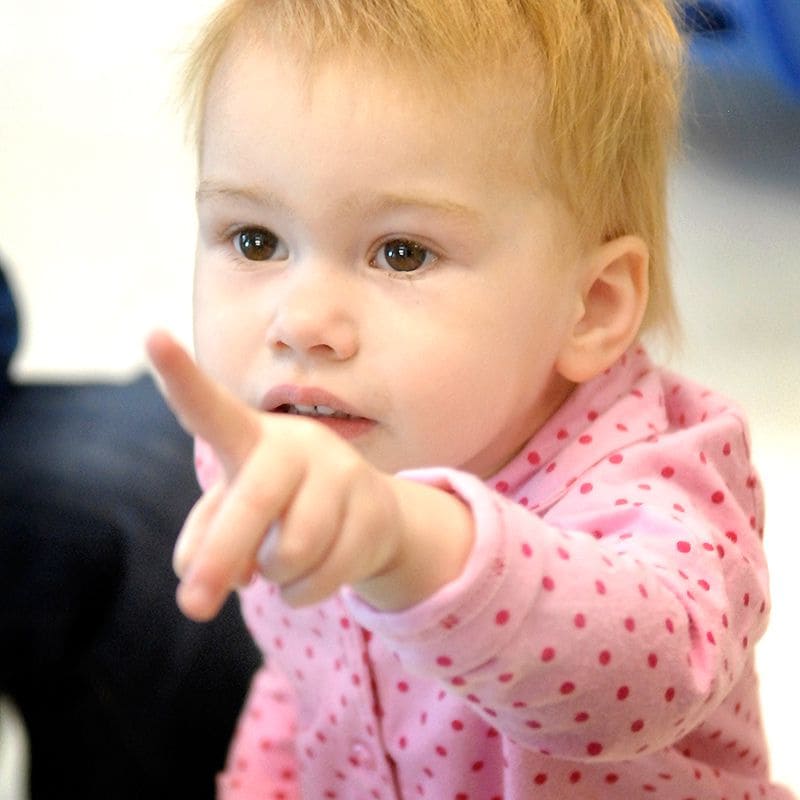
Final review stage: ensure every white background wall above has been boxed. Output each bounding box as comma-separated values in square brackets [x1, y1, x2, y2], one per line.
[1, 2, 798, 796]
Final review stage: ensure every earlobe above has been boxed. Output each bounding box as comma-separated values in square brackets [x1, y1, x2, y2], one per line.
[556, 235, 649, 383]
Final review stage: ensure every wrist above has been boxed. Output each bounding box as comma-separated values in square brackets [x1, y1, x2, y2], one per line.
[354, 478, 474, 612]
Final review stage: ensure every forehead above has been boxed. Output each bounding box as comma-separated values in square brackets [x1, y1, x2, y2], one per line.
[201, 30, 546, 187]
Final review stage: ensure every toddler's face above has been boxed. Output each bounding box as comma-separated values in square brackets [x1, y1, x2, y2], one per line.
[193, 40, 584, 477]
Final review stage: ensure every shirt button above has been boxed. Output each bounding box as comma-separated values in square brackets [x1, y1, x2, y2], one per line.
[349, 741, 376, 770]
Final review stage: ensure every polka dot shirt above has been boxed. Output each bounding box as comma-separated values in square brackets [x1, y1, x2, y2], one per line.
[200, 347, 793, 799]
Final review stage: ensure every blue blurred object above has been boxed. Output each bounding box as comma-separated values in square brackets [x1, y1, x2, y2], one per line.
[680, 0, 800, 100]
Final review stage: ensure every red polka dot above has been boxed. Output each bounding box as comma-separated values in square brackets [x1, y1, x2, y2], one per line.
[560, 681, 576, 695]
[617, 685, 630, 700]
[574, 613, 586, 628]
[495, 481, 509, 493]
[599, 650, 612, 665]
[587, 742, 604, 756]
[498, 672, 514, 683]
[711, 490, 725, 504]
[527, 451, 541, 465]
[437, 656, 453, 667]
[436, 745, 448, 757]
[542, 576, 555, 591]
[574, 711, 590, 722]
[397, 681, 409, 693]
[606, 773, 619, 784]
[580, 482, 593, 494]
[472, 760, 484, 772]
[451, 719, 464, 731]
[624, 617, 636, 632]
[676, 540, 691, 553]
[632, 719, 645, 732]
[665, 687, 676, 702]
[595, 580, 607, 595]
[521, 542, 533, 558]
[579, 434, 592, 444]
[534, 773, 548, 785]
[647, 653, 658, 668]
[557, 428, 569, 440]
[609, 453, 624, 464]
[569, 771, 582, 783]
[541, 647, 556, 662]
[661, 466, 675, 478]
[495, 609, 511, 626]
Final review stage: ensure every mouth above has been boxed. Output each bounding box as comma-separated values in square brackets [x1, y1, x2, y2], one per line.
[263, 386, 375, 440]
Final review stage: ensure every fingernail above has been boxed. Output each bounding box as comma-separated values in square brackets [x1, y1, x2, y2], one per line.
[173, 534, 191, 577]
[257, 521, 282, 572]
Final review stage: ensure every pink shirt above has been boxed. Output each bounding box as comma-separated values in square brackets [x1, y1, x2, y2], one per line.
[202, 347, 794, 799]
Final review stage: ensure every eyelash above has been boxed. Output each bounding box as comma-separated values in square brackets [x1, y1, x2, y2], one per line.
[223, 225, 441, 275]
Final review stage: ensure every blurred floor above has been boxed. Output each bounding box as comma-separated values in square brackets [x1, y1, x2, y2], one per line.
[1, 3, 798, 797]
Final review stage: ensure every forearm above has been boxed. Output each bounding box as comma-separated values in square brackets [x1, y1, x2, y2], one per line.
[347, 465, 769, 761]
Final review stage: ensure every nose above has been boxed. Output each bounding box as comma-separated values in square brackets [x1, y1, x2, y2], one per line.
[265, 267, 359, 362]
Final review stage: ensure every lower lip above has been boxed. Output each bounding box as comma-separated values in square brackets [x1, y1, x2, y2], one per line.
[306, 416, 376, 440]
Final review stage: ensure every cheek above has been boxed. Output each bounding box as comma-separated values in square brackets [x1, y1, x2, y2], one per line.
[194, 259, 267, 345]
[193, 282, 253, 388]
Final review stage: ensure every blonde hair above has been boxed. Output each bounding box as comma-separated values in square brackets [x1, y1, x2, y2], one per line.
[183, 0, 684, 338]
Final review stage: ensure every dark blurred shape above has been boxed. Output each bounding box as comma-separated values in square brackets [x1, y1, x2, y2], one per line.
[679, 0, 800, 100]
[0, 258, 261, 799]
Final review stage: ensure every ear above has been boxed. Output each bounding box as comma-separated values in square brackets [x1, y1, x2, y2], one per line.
[556, 235, 649, 384]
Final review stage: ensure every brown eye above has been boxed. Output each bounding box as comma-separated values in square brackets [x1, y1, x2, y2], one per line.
[235, 228, 279, 261]
[379, 239, 433, 272]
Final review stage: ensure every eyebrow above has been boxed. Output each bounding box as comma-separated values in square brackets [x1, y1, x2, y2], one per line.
[196, 179, 486, 231]
[196, 180, 297, 217]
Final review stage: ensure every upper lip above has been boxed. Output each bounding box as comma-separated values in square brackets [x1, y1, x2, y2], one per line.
[260, 384, 368, 419]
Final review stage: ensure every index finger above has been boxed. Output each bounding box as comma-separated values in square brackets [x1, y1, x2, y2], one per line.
[146, 329, 261, 475]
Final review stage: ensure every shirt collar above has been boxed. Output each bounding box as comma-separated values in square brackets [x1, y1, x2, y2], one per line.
[488, 346, 669, 511]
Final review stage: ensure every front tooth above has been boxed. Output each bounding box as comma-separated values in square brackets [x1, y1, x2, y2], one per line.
[289, 404, 348, 418]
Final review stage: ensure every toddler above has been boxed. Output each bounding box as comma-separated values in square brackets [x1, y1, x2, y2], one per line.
[147, 0, 795, 797]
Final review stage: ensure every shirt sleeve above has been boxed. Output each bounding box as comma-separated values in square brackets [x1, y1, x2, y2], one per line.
[345, 408, 769, 763]
[217, 664, 301, 800]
